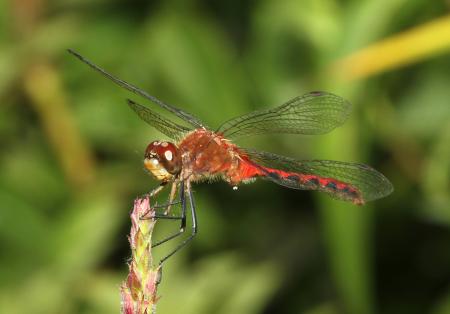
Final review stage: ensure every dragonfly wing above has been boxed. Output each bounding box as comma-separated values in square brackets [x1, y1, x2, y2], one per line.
[243, 149, 393, 204]
[217, 92, 351, 139]
[68, 49, 206, 129]
[127, 99, 192, 140]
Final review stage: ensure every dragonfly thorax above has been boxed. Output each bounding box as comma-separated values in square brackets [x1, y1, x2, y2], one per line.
[144, 141, 181, 182]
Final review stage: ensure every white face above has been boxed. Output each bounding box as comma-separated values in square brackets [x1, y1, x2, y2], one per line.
[144, 157, 172, 181]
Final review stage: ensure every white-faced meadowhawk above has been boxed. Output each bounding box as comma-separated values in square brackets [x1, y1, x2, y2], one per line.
[68, 50, 393, 264]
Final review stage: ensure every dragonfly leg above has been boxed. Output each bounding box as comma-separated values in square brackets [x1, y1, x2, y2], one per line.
[147, 182, 167, 198]
[141, 181, 183, 220]
[141, 201, 184, 220]
[151, 180, 188, 248]
[153, 200, 182, 209]
[158, 180, 197, 265]
[164, 180, 179, 215]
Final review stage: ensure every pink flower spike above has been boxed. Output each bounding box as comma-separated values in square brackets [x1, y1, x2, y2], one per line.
[120, 196, 160, 314]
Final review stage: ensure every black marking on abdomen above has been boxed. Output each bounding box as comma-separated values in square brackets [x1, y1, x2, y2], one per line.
[307, 178, 319, 185]
[287, 175, 299, 182]
[268, 172, 280, 180]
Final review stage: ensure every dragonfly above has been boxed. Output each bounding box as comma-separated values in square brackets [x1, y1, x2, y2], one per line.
[68, 50, 393, 264]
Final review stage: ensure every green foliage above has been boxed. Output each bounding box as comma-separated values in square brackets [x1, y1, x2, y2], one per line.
[0, 0, 449, 313]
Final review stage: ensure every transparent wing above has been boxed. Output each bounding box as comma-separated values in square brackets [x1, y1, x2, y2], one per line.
[127, 99, 192, 140]
[68, 49, 206, 129]
[244, 149, 393, 203]
[217, 92, 351, 139]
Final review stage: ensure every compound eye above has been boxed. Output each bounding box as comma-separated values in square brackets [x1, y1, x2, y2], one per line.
[158, 142, 181, 174]
[145, 141, 161, 158]
[144, 141, 181, 175]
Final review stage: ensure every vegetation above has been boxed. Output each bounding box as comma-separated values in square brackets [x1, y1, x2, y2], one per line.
[0, 1, 449, 313]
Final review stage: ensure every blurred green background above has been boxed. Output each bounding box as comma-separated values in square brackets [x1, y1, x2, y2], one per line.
[1, 0, 449, 313]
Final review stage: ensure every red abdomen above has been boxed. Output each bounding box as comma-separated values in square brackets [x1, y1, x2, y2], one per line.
[230, 157, 364, 205]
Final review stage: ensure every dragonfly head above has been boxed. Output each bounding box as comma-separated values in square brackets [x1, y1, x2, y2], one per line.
[144, 141, 181, 182]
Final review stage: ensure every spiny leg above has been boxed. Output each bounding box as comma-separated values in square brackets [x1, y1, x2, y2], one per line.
[159, 179, 197, 265]
[151, 180, 187, 248]
[139, 182, 165, 219]
[164, 180, 179, 215]
[148, 182, 167, 197]
[132, 182, 169, 217]
[141, 180, 183, 220]
[151, 180, 181, 219]
[150, 201, 183, 220]
[153, 201, 182, 209]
